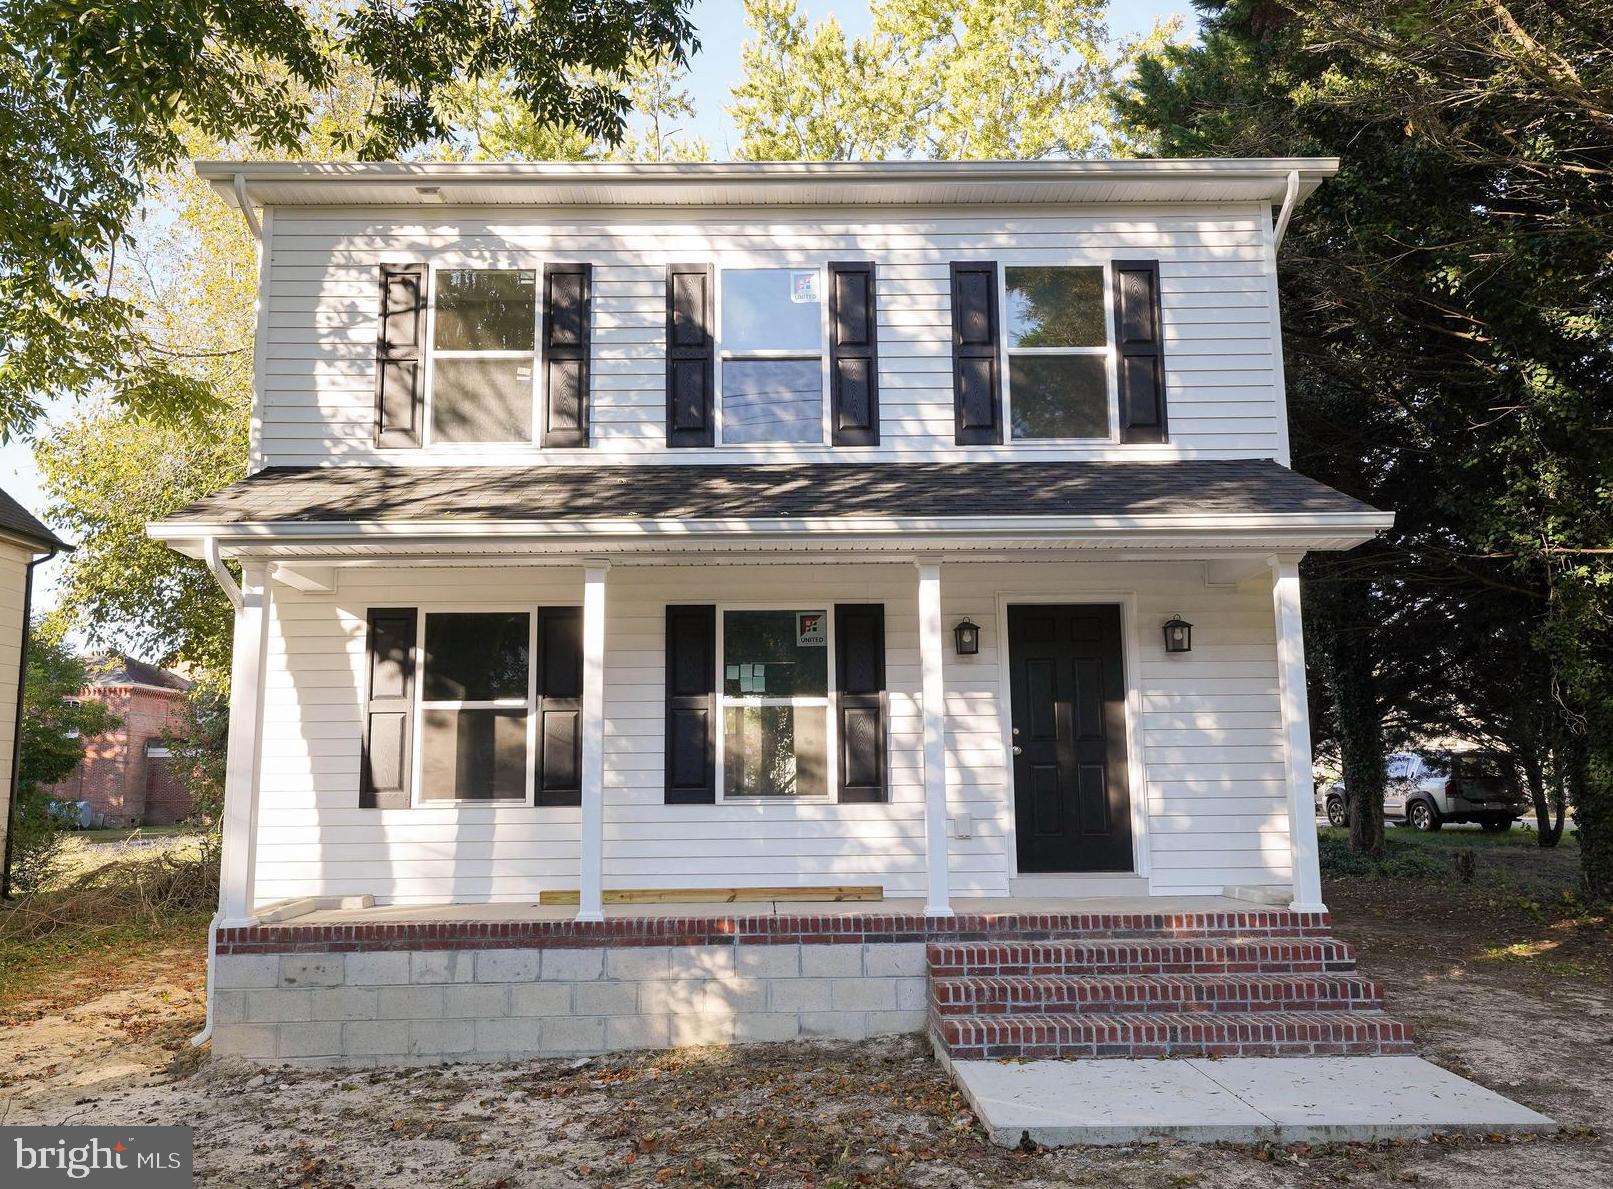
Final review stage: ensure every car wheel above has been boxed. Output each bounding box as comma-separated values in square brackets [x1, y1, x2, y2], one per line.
[1326, 796, 1348, 827]
[1481, 818, 1513, 834]
[1408, 800, 1440, 832]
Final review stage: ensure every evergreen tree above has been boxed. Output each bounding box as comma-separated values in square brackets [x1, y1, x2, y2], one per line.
[1124, 1, 1613, 891]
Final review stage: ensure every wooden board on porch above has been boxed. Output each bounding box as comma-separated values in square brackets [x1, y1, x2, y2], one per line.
[537, 886, 884, 906]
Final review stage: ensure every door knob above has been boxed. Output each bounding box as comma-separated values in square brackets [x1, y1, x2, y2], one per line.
[1012, 745, 1023, 755]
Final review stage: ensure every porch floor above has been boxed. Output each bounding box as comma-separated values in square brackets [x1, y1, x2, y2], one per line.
[281, 895, 1261, 926]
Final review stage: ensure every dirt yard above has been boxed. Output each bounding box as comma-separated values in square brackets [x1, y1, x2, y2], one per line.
[2, 849, 1608, 1187]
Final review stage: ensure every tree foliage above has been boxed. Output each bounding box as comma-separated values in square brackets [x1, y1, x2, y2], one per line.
[1124, 1, 1613, 891]
[36, 146, 259, 679]
[730, 0, 1179, 161]
[6, 635, 120, 894]
[448, 53, 710, 162]
[0, 0, 698, 439]
[36, 44, 716, 681]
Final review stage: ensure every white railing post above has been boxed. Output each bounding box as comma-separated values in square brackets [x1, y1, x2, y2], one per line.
[577, 560, 610, 922]
[916, 559, 953, 917]
[1270, 553, 1326, 913]
[219, 562, 271, 924]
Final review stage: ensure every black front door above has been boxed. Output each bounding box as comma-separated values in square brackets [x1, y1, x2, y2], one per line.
[1007, 604, 1133, 873]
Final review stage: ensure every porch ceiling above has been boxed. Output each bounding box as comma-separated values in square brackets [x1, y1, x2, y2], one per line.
[148, 460, 1392, 561]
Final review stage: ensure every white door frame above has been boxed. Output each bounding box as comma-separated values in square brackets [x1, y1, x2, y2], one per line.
[994, 591, 1151, 882]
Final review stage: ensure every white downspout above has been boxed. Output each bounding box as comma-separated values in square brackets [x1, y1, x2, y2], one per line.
[204, 537, 244, 611]
[232, 174, 263, 242]
[1272, 169, 1302, 249]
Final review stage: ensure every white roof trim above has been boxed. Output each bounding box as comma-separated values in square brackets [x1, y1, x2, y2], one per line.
[198, 157, 1339, 209]
[150, 509, 1393, 559]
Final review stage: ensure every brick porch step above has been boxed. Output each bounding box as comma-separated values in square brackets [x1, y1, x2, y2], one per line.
[926, 938, 1359, 978]
[933, 1011, 1416, 1060]
[930, 972, 1385, 1016]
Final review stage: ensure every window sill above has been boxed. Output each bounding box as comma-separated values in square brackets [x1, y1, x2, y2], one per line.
[413, 798, 533, 808]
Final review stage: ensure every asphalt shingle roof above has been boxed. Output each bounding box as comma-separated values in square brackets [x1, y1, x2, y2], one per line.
[160, 460, 1379, 527]
[85, 654, 192, 692]
[0, 486, 66, 549]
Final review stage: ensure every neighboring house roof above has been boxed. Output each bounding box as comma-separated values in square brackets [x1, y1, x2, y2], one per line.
[156, 460, 1382, 527]
[0, 485, 67, 551]
[198, 157, 1340, 211]
[84, 654, 193, 694]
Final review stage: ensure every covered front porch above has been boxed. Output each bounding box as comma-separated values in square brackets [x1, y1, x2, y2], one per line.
[192, 550, 1329, 925]
[147, 460, 1392, 933]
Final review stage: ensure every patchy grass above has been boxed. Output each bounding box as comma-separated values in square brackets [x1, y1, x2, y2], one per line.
[56, 828, 205, 876]
[0, 912, 210, 1019]
[1318, 825, 1585, 897]
[78, 826, 193, 845]
[1380, 824, 1580, 851]
[0, 847, 217, 1011]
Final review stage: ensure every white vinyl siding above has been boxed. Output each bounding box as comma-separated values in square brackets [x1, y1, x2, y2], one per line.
[249, 558, 1290, 907]
[0, 542, 30, 863]
[256, 206, 1284, 468]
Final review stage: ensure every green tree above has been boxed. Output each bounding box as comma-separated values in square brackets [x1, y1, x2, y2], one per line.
[161, 687, 230, 867]
[36, 44, 714, 678]
[448, 52, 711, 162]
[1123, 2, 1613, 889]
[36, 153, 257, 679]
[0, 0, 698, 440]
[6, 635, 119, 894]
[729, 0, 1179, 161]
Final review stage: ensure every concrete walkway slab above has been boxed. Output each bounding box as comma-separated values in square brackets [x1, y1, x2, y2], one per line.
[953, 1057, 1280, 1146]
[1191, 1056, 1555, 1140]
[949, 1055, 1554, 1148]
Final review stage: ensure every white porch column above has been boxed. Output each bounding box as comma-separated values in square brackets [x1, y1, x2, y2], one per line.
[219, 562, 272, 924]
[1270, 553, 1326, 912]
[916, 559, 953, 917]
[576, 560, 610, 923]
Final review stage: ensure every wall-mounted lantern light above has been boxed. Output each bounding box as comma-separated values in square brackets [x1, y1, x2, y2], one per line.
[1162, 615, 1193, 654]
[953, 617, 980, 656]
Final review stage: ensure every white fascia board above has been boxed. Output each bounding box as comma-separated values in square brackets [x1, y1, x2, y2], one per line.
[196, 157, 1340, 208]
[148, 510, 1394, 557]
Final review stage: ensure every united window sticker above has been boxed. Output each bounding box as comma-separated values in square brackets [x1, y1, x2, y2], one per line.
[790, 270, 820, 303]
[796, 611, 827, 647]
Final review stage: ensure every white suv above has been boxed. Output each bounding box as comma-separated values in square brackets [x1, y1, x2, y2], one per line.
[1318, 750, 1527, 833]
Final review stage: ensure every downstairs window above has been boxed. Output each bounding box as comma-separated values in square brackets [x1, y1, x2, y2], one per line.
[418, 611, 531, 802]
[720, 609, 831, 798]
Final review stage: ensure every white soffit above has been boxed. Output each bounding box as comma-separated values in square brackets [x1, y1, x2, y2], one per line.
[196, 158, 1339, 210]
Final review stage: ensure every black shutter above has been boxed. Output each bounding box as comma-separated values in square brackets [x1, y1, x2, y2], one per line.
[666, 264, 714, 447]
[375, 264, 426, 449]
[1114, 259, 1167, 443]
[951, 261, 1002, 445]
[542, 264, 592, 448]
[665, 604, 716, 803]
[829, 261, 879, 446]
[835, 604, 887, 803]
[361, 608, 416, 808]
[534, 607, 583, 806]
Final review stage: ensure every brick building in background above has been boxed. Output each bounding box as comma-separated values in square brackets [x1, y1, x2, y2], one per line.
[46, 655, 194, 827]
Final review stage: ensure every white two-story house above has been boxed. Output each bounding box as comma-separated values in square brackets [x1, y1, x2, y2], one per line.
[152, 160, 1402, 1066]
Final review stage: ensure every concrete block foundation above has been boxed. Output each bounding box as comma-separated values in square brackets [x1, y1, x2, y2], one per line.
[213, 941, 927, 1064]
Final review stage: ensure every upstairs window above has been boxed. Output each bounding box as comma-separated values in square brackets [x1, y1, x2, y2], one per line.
[430, 269, 537, 444]
[418, 611, 531, 802]
[1003, 265, 1111, 440]
[719, 268, 825, 445]
[719, 609, 831, 798]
